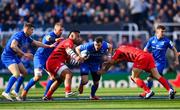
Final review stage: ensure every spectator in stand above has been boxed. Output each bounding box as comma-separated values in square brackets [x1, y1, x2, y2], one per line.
[173, 11, 180, 23]
[18, 4, 29, 17]
[129, 0, 144, 28]
[0, 0, 179, 31]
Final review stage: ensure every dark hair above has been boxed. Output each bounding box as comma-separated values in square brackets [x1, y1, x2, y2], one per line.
[156, 25, 166, 30]
[70, 29, 80, 34]
[95, 36, 103, 43]
[24, 22, 34, 28]
[67, 29, 80, 37]
[55, 22, 63, 27]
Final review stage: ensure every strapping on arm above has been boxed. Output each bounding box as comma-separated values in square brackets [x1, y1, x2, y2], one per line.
[66, 47, 78, 59]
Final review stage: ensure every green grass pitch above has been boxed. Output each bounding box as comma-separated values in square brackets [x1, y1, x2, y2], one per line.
[0, 88, 180, 109]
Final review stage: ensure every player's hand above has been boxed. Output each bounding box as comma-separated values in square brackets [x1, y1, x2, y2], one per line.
[55, 37, 64, 42]
[81, 56, 88, 61]
[174, 60, 179, 66]
[97, 69, 105, 75]
[107, 55, 112, 61]
[75, 56, 84, 63]
[24, 53, 33, 60]
[177, 52, 180, 56]
[48, 44, 56, 48]
[69, 59, 80, 65]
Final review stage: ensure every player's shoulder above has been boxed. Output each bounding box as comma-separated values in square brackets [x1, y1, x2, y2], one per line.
[102, 41, 108, 45]
[86, 42, 94, 45]
[12, 31, 24, 40]
[49, 31, 58, 37]
[44, 31, 54, 38]
[101, 41, 109, 48]
[64, 38, 74, 45]
[15, 31, 23, 36]
[81, 42, 93, 47]
[149, 36, 156, 41]
[163, 36, 170, 41]
[163, 37, 173, 46]
[118, 45, 128, 50]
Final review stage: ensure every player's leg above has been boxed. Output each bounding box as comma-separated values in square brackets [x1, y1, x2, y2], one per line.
[79, 63, 89, 94]
[146, 76, 153, 89]
[90, 71, 101, 100]
[24, 57, 45, 94]
[45, 66, 74, 99]
[140, 75, 153, 97]
[131, 68, 154, 99]
[150, 68, 175, 99]
[45, 64, 76, 99]
[44, 78, 63, 100]
[63, 69, 78, 97]
[147, 54, 175, 99]
[2, 63, 20, 101]
[21, 68, 43, 100]
[43, 75, 55, 97]
[43, 59, 60, 100]
[14, 63, 27, 93]
[1, 55, 22, 101]
[157, 63, 174, 90]
[10, 62, 27, 101]
[147, 63, 164, 89]
[78, 75, 88, 94]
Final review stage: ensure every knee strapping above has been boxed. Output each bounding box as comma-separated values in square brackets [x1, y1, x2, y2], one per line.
[130, 77, 135, 83]
[34, 76, 42, 82]
[13, 73, 20, 78]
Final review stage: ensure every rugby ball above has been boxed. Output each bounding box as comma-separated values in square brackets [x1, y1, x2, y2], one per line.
[80, 50, 90, 60]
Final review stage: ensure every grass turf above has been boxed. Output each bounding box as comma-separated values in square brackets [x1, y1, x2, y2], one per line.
[0, 88, 180, 109]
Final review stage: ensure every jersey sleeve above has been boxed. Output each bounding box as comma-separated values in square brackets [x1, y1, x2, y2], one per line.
[64, 40, 74, 49]
[45, 35, 55, 42]
[102, 41, 109, 49]
[144, 39, 151, 49]
[80, 43, 91, 51]
[28, 37, 33, 44]
[167, 40, 174, 49]
[112, 49, 121, 60]
[13, 34, 22, 43]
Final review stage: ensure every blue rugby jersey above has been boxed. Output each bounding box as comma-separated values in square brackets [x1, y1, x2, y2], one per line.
[80, 41, 109, 64]
[144, 36, 173, 63]
[34, 31, 60, 60]
[2, 31, 33, 56]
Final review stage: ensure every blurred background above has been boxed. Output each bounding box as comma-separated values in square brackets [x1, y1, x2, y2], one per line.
[0, 0, 180, 88]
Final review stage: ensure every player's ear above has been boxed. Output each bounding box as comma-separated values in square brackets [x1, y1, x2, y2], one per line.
[70, 32, 74, 38]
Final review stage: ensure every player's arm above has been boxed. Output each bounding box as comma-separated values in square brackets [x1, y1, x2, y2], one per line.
[98, 60, 114, 75]
[44, 35, 60, 46]
[66, 47, 83, 62]
[75, 45, 81, 56]
[143, 47, 148, 52]
[10, 39, 33, 59]
[143, 44, 150, 52]
[45, 35, 55, 42]
[169, 40, 179, 65]
[143, 39, 151, 52]
[107, 43, 113, 60]
[55, 37, 64, 43]
[52, 37, 64, 47]
[172, 46, 179, 65]
[178, 52, 180, 56]
[46, 35, 64, 43]
[32, 40, 55, 48]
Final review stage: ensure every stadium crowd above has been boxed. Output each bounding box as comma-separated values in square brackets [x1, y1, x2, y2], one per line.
[0, 0, 179, 31]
